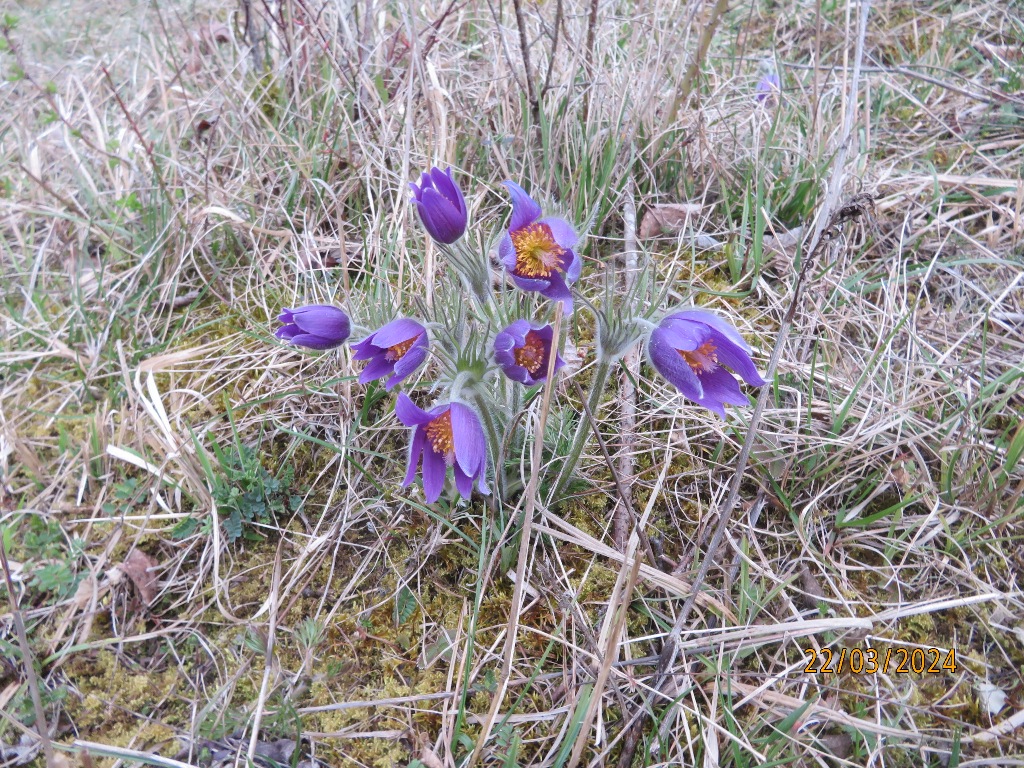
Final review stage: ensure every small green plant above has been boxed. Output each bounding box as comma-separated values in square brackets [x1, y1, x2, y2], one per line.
[173, 442, 302, 542]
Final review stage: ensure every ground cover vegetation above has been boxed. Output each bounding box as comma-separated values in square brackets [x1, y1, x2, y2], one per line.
[1, 0, 1023, 765]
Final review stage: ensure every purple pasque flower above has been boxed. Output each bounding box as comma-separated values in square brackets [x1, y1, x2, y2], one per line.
[494, 320, 564, 386]
[275, 305, 351, 350]
[498, 181, 580, 313]
[351, 318, 428, 390]
[410, 167, 468, 244]
[396, 394, 490, 503]
[647, 309, 767, 417]
[756, 72, 780, 102]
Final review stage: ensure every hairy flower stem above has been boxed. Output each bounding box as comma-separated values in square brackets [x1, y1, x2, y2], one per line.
[549, 358, 612, 502]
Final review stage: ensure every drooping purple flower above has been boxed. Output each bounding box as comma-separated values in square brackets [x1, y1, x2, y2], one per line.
[275, 305, 351, 350]
[351, 318, 428, 390]
[396, 395, 490, 503]
[494, 320, 564, 386]
[409, 167, 468, 244]
[498, 181, 580, 314]
[647, 309, 767, 417]
[756, 72, 780, 103]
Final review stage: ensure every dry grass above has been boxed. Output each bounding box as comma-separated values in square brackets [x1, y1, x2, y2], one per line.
[2, 0, 1023, 766]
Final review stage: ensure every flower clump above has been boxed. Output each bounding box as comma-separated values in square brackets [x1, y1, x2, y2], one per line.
[274, 167, 768, 505]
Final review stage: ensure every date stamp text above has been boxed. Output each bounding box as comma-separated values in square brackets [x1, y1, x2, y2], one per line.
[803, 647, 957, 675]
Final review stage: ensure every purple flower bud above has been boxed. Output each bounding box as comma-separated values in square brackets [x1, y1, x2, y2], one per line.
[647, 309, 767, 417]
[275, 305, 351, 350]
[498, 181, 580, 314]
[396, 395, 490, 503]
[351, 318, 429, 390]
[409, 167, 468, 244]
[494, 320, 564, 386]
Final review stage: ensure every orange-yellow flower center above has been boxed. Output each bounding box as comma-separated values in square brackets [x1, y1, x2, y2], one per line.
[511, 223, 565, 279]
[513, 331, 546, 375]
[425, 410, 456, 464]
[385, 336, 417, 361]
[678, 340, 718, 374]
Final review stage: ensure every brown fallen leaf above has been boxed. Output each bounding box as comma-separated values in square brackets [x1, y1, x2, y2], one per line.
[638, 203, 703, 239]
[121, 550, 159, 606]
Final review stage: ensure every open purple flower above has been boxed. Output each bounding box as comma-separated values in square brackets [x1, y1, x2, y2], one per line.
[352, 318, 428, 390]
[647, 309, 767, 417]
[498, 181, 580, 313]
[410, 167, 467, 244]
[396, 395, 490, 503]
[275, 305, 351, 350]
[494, 320, 564, 386]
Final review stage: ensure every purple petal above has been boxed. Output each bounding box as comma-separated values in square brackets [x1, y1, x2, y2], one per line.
[277, 308, 295, 323]
[403, 427, 426, 486]
[648, 330, 704, 401]
[563, 249, 581, 283]
[430, 168, 466, 215]
[708, 331, 767, 387]
[417, 189, 466, 244]
[450, 403, 486, 477]
[421, 442, 447, 503]
[503, 181, 542, 231]
[350, 336, 381, 359]
[396, 393, 432, 426]
[358, 355, 394, 384]
[387, 344, 428, 389]
[667, 310, 752, 353]
[275, 325, 301, 341]
[686, 370, 742, 417]
[510, 273, 553, 293]
[290, 305, 351, 342]
[658, 318, 711, 352]
[370, 318, 426, 349]
[538, 216, 578, 249]
[289, 334, 343, 350]
[502, 363, 530, 384]
[499, 233, 516, 271]
[453, 465, 474, 497]
[538, 273, 573, 314]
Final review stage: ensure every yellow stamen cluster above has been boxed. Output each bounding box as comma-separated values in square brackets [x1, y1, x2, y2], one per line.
[385, 336, 416, 361]
[511, 223, 564, 278]
[425, 410, 456, 464]
[679, 340, 719, 374]
[513, 331, 546, 375]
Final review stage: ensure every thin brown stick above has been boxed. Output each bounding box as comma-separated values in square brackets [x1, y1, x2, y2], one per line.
[540, 0, 563, 98]
[511, 0, 540, 125]
[582, 0, 599, 122]
[0, 538, 56, 767]
[613, 186, 640, 551]
[661, 0, 730, 133]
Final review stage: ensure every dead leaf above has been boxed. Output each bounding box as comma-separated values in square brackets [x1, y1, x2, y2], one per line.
[639, 203, 703, 239]
[121, 550, 159, 606]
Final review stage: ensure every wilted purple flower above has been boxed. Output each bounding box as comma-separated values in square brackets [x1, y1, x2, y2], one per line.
[396, 395, 490, 503]
[494, 320, 564, 386]
[498, 181, 580, 313]
[351, 318, 428, 390]
[410, 167, 468, 244]
[756, 72, 780, 103]
[276, 305, 351, 350]
[647, 309, 767, 417]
